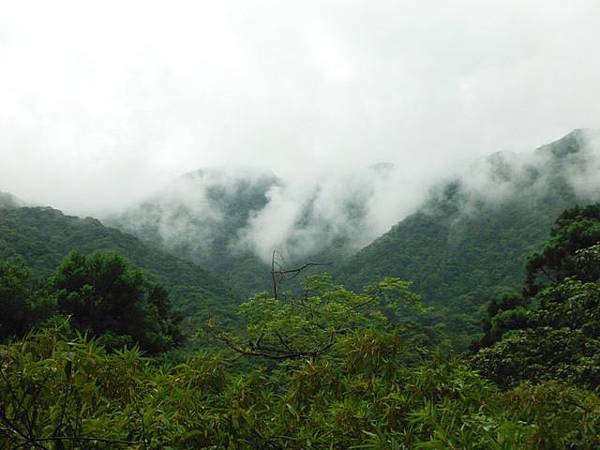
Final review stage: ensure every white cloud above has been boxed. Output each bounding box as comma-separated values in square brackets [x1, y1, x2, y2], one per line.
[0, 0, 599, 216]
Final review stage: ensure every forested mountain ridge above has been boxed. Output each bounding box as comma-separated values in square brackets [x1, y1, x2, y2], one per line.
[108, 168, 279, 295]
[3, 130, 597, 349]
[2, 201, 600, 449]
[2, 131, 600, 448]
[105, 130, 600, 347]
[336, 129, 600, 344]
[0, 205, 239, 331]
[109, 166, 380, 295]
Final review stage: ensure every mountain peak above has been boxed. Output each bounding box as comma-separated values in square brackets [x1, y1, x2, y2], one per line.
[536, 128, 599, 158]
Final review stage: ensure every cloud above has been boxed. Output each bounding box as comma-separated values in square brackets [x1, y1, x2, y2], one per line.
[0, 0, 599, 217]
[419, 129, 600, 223]
[564, 130, 600, 201]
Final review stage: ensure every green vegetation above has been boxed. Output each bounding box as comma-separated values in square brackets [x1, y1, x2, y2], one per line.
[110, 169, 279, 295]
[0, 320, 598, 448]
[1, 202, 600, 448]
[337, 132, 590, 349]
[525, 204, 600, 295]
[0, 206, 239, 336]
[110, 131, 597, 351]
[473, 204, 600, 388]
[0, 250, 182, 353]
[2, 131, 600, 447]
[210, 274, 425, 360]
[0, 258, 36, 341]
[51, 250, 182, 353]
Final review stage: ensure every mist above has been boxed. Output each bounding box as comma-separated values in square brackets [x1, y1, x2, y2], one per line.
[1, 1, 600, 225]
[108, 128, 600, 268]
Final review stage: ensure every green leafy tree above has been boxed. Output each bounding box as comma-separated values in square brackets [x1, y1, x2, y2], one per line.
[52, 250, 182, 353]
[476, 289, 529, 349]
[0, 258, 32, 341]
[525, 204, 600, 295]
[474, 204, 600, 388]
[3, 326, 600, 449]
[210, 273, 424, 360]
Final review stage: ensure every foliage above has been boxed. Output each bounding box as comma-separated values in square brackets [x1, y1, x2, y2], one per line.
[1, 327, 599, 449]
[336, 190, 579, 350]
[210, 274, 424, 360]
[0, 258, 34, 341]
[473, 204, 600, 388]
[2, 136, 600, 447]
[525, 203, 600, 295]
[49, 250, 182, 353]
[336, 132, 595, 349]
[0, 201, 599, 447]
[0, 206, 239, 339]
[98, 130, 600, 351]
[476, 289, 528, 348]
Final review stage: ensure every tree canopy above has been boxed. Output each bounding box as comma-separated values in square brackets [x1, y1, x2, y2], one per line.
[0, 258, 33, 341]
[210, 273, 425, 361]
[2, 201, 600, 448]
[525, 203, 600, 295]
[473, 204, 600, 388]
[52, 250, 182, 353]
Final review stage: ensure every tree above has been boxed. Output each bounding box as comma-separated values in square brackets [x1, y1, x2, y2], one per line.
[210, 272, 424, 361]
[52, 250, 181, 353]
[0, 258, 32, 341]
[473, 203, 600, 388]
[525, 204, 600, 295]
[476, 289, 528, 349]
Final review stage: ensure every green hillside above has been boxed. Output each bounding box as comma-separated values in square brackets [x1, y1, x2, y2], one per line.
[336, 129, 597, 345]
[0, 205, 239, 333]
[2, 133, 600, 448]
[109, 166, 387, 297]
[106, 130, 600, 349]
[109, 168, 278, 295]
[2, 202, 600, 448]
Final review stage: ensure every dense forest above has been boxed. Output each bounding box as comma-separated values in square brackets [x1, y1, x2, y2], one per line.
[110, 129, 598, 349]
[0, 205, 240, 337]
[1, 131, 600, 448]
[3, 0, 600, 442]
[1, 202, 600, 447]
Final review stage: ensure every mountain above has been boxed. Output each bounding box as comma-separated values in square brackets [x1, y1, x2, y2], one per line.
[108, 167, 279, 295]
[336, 129, 600, 347]
[105, 129, 600, 348]
[109, 161, 402, 297]
[0, 205, 239, 333]
[0, 191, 24, 209]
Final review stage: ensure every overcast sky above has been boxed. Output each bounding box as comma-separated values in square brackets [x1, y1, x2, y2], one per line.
[1, 0, 599, 215]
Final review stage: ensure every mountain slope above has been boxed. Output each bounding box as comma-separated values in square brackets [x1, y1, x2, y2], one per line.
[0, 205, 239, 332]
[109, 164, 395, 296]
[109, 168, 278, 295]
[336, 129, 600, 346]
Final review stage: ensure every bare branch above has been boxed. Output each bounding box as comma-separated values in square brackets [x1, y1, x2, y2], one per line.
[214, 332, 334, 361]
[270, 250, 331, 299]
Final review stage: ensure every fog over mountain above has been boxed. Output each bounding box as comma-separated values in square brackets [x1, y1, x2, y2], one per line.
[111, 129, 600, 271]
[1, 1, 600, 217]
[436, 129, 600, 217]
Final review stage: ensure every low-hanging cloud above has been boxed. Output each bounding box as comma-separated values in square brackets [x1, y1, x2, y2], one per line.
[234, 161, 440, 262]
[113, 128, 600, 269]
[116, 126, 600, 270]
[419, 129, 600, 224]
[1, 0, 599, 219]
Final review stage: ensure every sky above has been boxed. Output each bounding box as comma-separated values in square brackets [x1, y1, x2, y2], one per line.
[1, 0, 599, 215]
